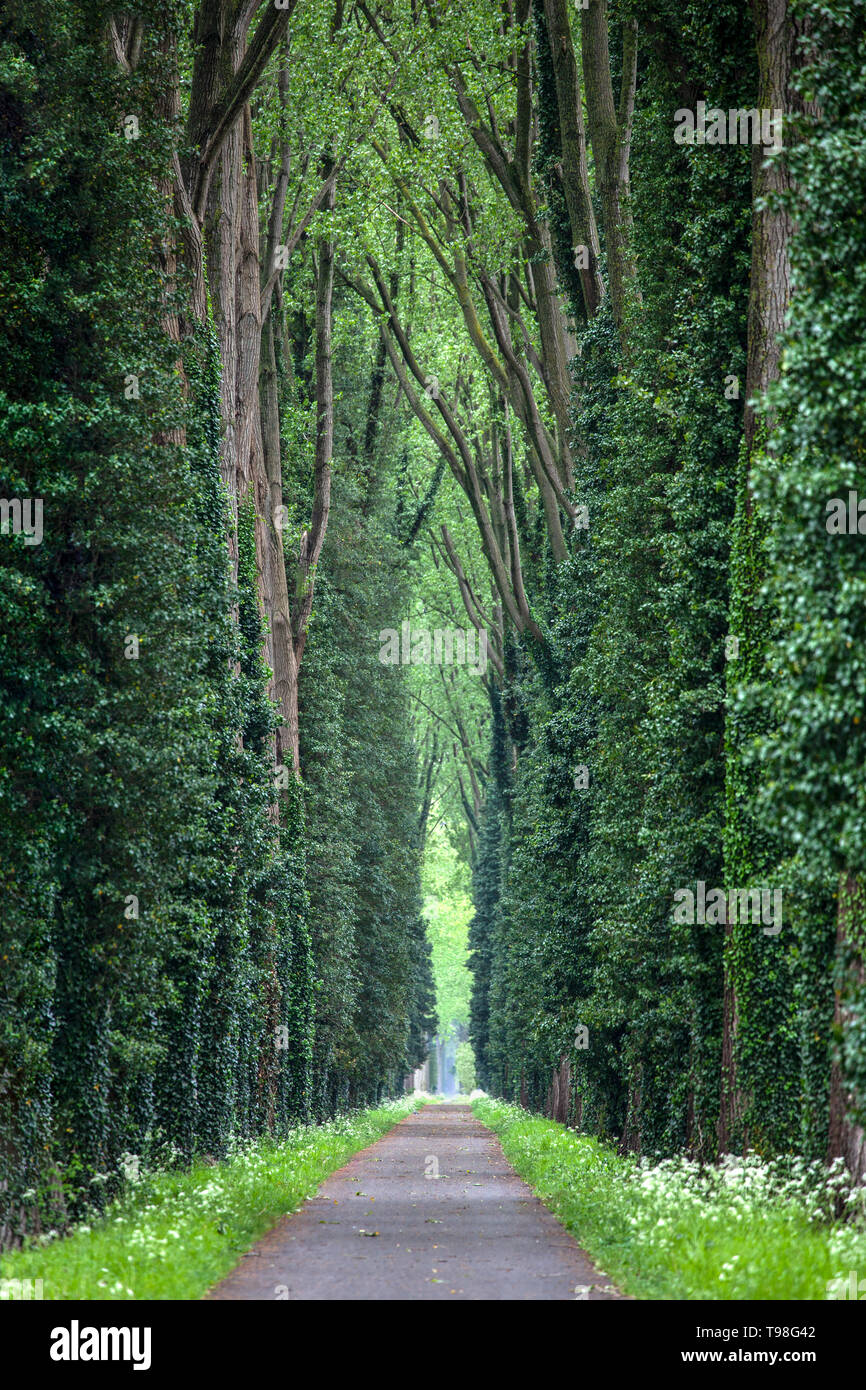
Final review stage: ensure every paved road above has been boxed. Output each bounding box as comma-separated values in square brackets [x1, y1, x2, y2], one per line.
[207, 1102, 623, 1301]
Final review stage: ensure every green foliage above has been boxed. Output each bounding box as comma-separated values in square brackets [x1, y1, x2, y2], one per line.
[744, 0, 866, 1138]
[466, 0, 866, 1174]
[4, 0, 866, 1267]
[422, 822, 473, 1042]
[0, 0, 426, 1245]
[470, 0, 755, 1152]
[0, 0, 248, 1231]
[298, 281, 438, 1109]
[455, 1041, 476, 1093]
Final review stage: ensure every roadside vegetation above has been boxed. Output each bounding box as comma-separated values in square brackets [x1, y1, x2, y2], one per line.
[0, 1097, 425, 1301]
[474, 1099, 866, 1301]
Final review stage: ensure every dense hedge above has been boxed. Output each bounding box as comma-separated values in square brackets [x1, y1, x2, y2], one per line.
[0, 0, 434, 1246]
[468, 0, 866, 1165]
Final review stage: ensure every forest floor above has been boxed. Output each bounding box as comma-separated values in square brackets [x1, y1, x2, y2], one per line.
[207, 1102, 621, 1300]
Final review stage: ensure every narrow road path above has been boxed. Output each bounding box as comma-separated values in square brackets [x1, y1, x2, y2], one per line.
[208, 1102, 622, 1300]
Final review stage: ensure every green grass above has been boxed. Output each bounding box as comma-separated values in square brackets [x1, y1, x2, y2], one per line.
[0, 1095, 427, 1300]
[473, 1097, 866, 1300]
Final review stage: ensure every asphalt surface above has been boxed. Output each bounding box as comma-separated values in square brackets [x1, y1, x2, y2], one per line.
[207, 1102, 623, 1300]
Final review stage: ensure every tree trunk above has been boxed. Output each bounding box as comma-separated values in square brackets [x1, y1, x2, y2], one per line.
[541, 0, 605, 319]
[581, 2, 639, 334]
[827, 876, 866, 1182]
[284, 169, 336, 774]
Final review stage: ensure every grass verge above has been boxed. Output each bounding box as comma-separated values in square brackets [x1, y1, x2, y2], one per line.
[473, 1097, 866, 1300]
[0, 1095, 427, 1300]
